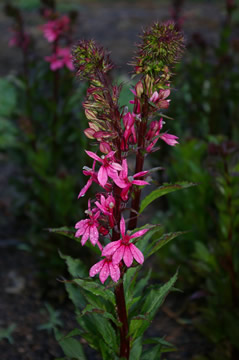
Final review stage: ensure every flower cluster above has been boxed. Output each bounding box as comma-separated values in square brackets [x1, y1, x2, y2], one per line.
[41, 12, 74, 71]
[73, 23, 182, 284]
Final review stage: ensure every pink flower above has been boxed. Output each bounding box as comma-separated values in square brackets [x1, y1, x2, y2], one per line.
[85, 150, 122, 187]
[149, 87, 171, 109]
[41, 15, 70, 43]
[146, 118, 179, 152]
[121, 112, 137, 150]
[102, 217, 148, 267]
[9, 30, 30, 50]
[45, 47, 74, 71]
[114, 159, 149, 201]
[75, 200, 100, 246]
[95, 194, 115, 227]
[78, 161, 97, 198]
[160, 133, 179, 146]
[89, 257, 120, 284]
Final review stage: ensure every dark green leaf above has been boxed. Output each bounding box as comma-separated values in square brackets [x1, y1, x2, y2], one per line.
[129, 336, 143, 360]
[55, 329, 86, 360]
[74, 278, 115, 305]
[145, 231, 186, 258]
[139, 182, 196, 213]
[59, 252, 88, 278]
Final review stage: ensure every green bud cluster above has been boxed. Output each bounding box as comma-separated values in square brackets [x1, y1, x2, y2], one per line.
[72, 40, 114, 80]
[132, 21, 185, 78]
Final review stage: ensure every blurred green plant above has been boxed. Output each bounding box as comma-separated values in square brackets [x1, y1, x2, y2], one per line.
[38, 303, 63, 332]
[2, 1, 89, 281]
[191, 137, 239, 360]
[0, 324, 16, 344]
[169, 0, 239, 141]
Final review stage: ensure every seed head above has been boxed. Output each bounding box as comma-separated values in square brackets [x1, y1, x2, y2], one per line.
[132, 21, 185, 77]
[72, 40, 114, 80]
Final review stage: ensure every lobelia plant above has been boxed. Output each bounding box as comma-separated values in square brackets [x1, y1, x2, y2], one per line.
[53, 22, 195, 359]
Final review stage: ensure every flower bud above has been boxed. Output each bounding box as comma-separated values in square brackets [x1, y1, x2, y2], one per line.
[135, 81, 144, 98]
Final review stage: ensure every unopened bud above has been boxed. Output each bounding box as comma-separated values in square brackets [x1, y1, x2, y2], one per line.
[135, 81, 144, 98]
[84, 128, 95, 139]
[100, 141, 111, 154]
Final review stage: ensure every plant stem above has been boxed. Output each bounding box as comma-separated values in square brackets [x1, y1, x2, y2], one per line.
[114, 281, 130, 359]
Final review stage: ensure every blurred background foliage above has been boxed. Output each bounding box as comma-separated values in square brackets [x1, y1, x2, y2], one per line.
[1, 0, 239, 359]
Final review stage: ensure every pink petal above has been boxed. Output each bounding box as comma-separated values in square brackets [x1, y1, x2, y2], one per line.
[123, 246, 133, 267]
[112, 245, 125, 264]
[89, 260, 105, 277]
[130, 228, 149, 239]
[120, 217, 126, 236]
[120, 187, 130, 201]
[81, 226, 90, 246]
[113, 177, 128, 189]
[102, 240, 121, 257]
[90, 226, 99, 245]
[78, 179, 93, 198]
[132, 180, 149, 186]
[160, 133, 179, 146]
[129, 244, 144, 264]
[109, 263, 120, 282]
[99, 262, 110, 284]
[95, 201, 105, 213]
[111, 162, 123, 171]
[133, 170, 148, 178]
[105, 151, 116, 159]
[98, 166, 108, 187]
[75, 219, 88, 230]
[121, 159, 128, 178]
[85, 150, 102, 162]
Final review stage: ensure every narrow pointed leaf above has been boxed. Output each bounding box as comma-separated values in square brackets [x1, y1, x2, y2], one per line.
[55, 329, 86, 360]
[145, 231, 187, 258]
[74, 278, 115, 305]
[139, 182, 196, 213]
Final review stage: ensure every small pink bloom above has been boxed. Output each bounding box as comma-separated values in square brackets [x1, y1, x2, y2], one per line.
[9, 30, 30, 50]
[89, 257, 120, 284]
[85, 150, 122, 187]
[149, 87, 171, 109]
[95, 194, 115, 228]
[78, 161, 97, 198]
[75, 200, 100, 246]
[160, 133, 179, 146]
[41, 15, 70, 43]
[121, 112, 137, 150]
[114, 159, 149, 201]
[146, 118, 179, 152]
[102, 217, 148, 267]
[45, 47, 74, 71]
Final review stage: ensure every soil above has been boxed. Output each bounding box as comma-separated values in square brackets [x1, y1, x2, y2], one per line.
[0, 0, 229, 359]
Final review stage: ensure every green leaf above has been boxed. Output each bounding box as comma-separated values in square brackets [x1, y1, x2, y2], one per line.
[80, 304, 121, 327]
[74, 278, 115, 305]
[129, 336, 143, 360]
[0, 117, 18, 150]
[0, 77, 17, 117]
[48, 226, 76, 240]
[65, 283, 86, 309]
[78, 313, 118, 353]
[59, 252, 88, 278]
[129, 271, 178, 340]
[141, 344, 162, 360]
[55, 329, 86, 360]
[141, 270, 178, 317]
[145, 231, 186, 258]
[139, 182, 196, 213]
[0, 323, 16, 344]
